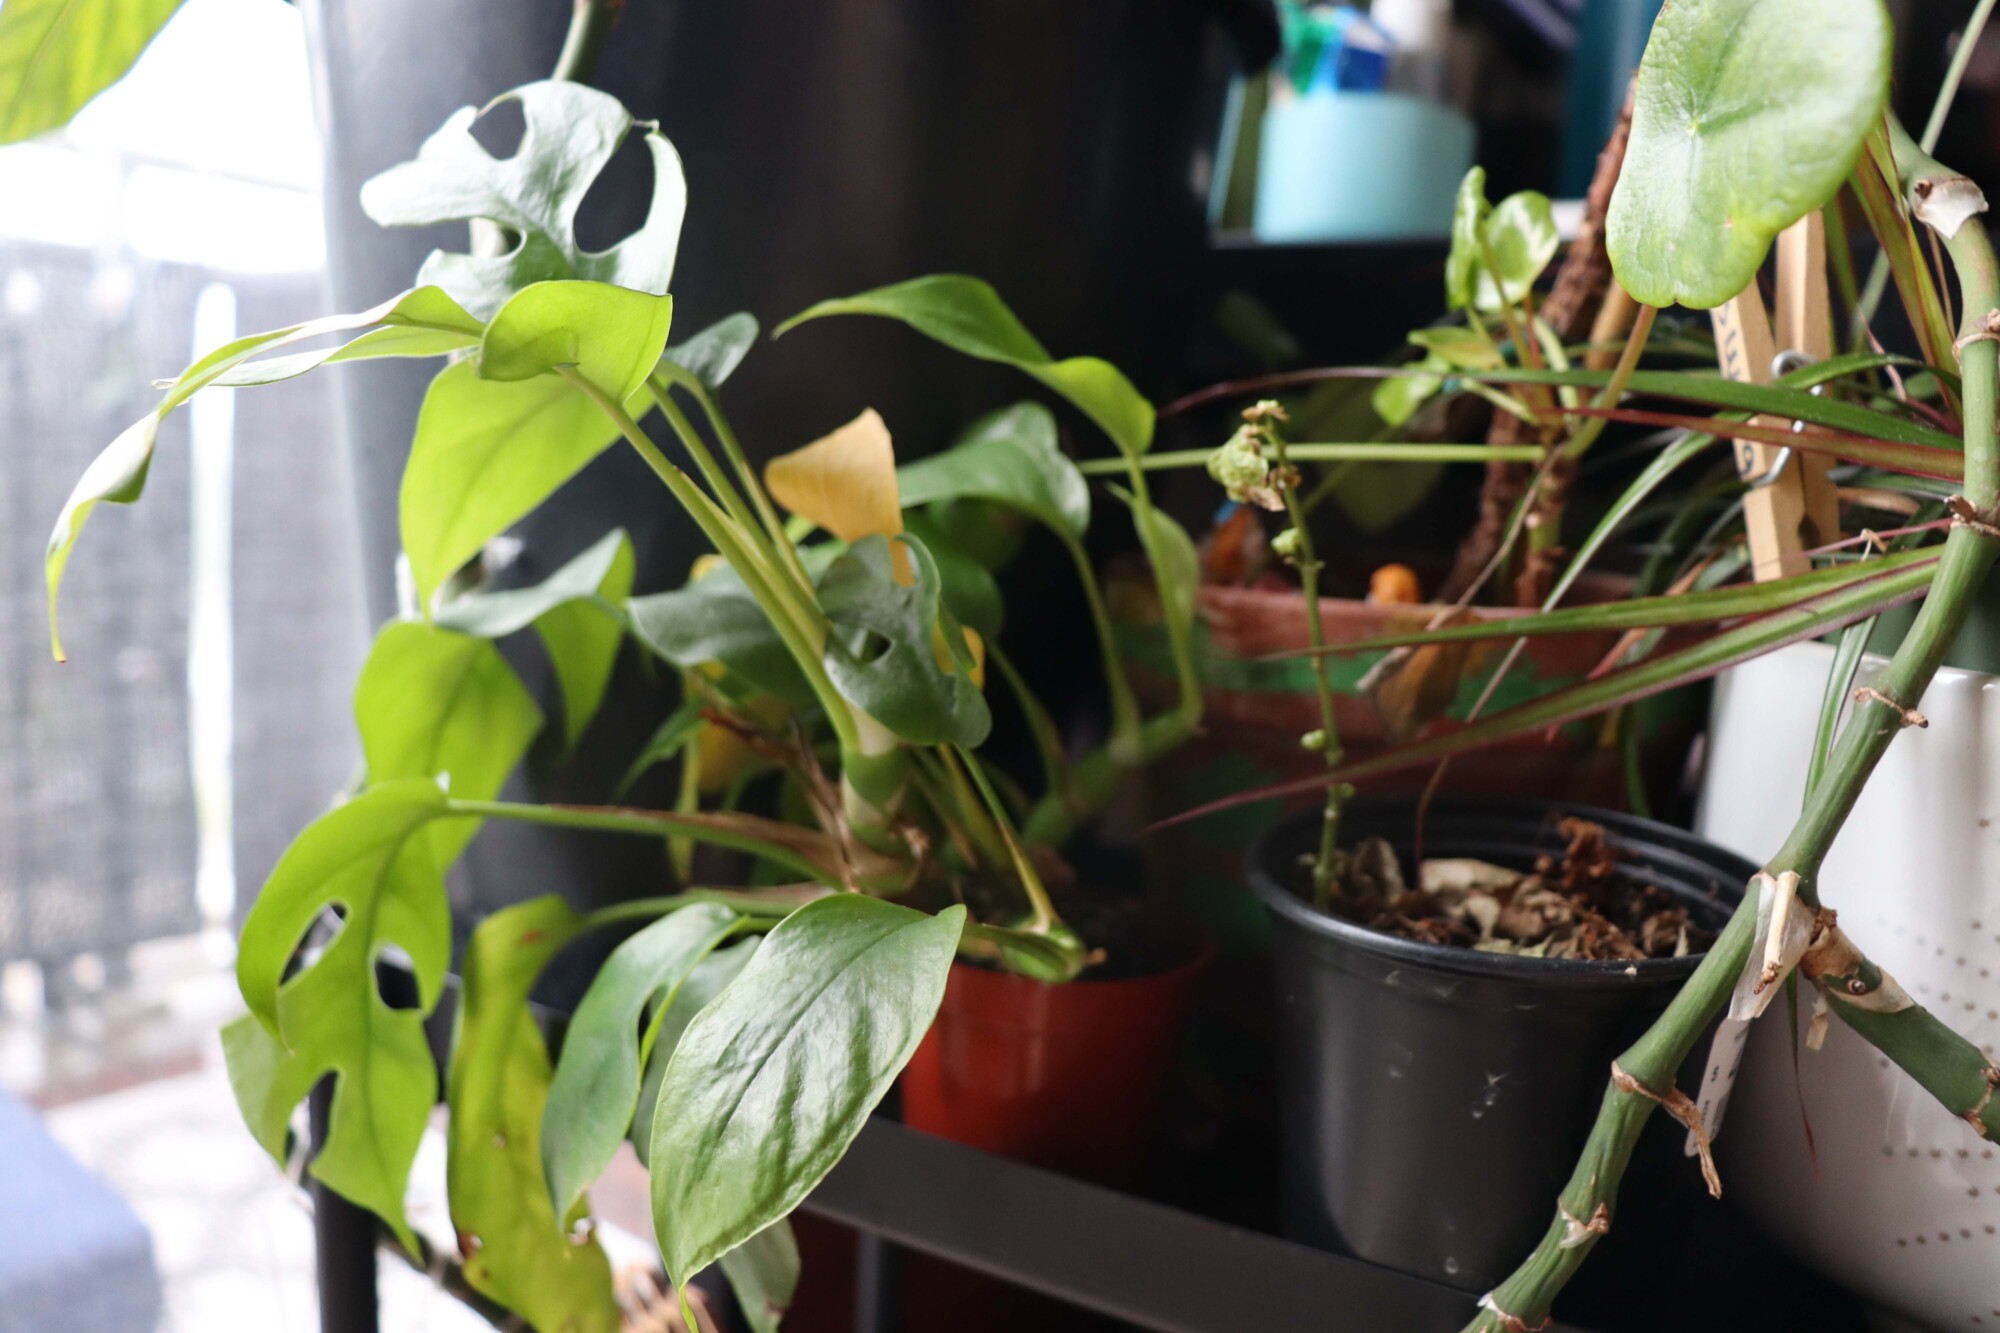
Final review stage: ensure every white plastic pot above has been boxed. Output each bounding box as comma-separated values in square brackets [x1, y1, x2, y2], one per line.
[1697, 640, 2000, 1331]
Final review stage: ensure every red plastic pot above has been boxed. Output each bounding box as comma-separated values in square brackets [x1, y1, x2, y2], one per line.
[902, 951, 1210, 1189]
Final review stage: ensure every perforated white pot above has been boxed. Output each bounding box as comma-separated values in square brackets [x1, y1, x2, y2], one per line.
[1697, 641, 2000, 1332]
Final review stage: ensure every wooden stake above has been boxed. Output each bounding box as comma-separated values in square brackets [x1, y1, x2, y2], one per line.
[1775, 213, 1843, 555]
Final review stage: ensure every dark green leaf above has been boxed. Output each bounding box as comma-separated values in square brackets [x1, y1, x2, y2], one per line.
[631, 938, 760, 1166]
[542, 903, 741, 1219]
[435, 529, 636, 748]
[628, 566, 816, 705]
[448, 896, 620, 1330]
[662, 312, 759, 391]
[616, 699, 705, 797]
[777, 275, 1155, 458]
[47, 287, 479, 658]
[360, 81, 687, 320]
[1109, 486, 1200, 657]
[227, 780, 452, 1252]
[719, 1220, 800, 1333]
[650, 896, 965, 1286]
[817, 535, 992, 747]
[903, 511, 1004, 641]
[354, 621, 542, 868]
[1607, 0, 1893, 308]
[0, 0, 183, 143]
[895, 402, 1089, 539]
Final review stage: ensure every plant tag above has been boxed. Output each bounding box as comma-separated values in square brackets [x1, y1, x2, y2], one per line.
[1689, 1016, 1753, 1153]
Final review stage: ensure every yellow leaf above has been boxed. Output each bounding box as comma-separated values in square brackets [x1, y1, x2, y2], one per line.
[933, 624, 986, 690]
[766, 408, 902, 544]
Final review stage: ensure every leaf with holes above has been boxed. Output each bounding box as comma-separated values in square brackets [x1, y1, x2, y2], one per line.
[817, 534, 991, 747]
[650, 896, 964, 1287]
[47, 287, 480, 659]
[542, 902, 742, 1219]
[895, 401, 1089, 540]
[225, 780, 452, 1252]
[354, 621, 542, 868]
[435, 529, 636, 748]
[0, 0, 183, 143]
[448, 896, 620, 1331]
[777, 275, 1155, 458]
[662, 311, 759, 391]
[1607, 0, 1892, 308]
[360, 80, 688, 320]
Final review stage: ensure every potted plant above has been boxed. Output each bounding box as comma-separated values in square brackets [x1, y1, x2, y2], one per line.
[33, 51, 1238, 1333]
[1160, 0, 2000, 1327]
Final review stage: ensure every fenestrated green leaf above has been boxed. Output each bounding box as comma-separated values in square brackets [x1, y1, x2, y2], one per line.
[47, 287, 480, 659]
[1607, 0, 1893, 309]
[0, 0, 182, 144]
[1292, 549, 1940, 654]
[662, 312, 759, 391]
[479, 281, 674, 399]
[718, 1220, 800, 1333]
[817, 534, 991, 747]
[542, 903, 742, 1220]
[1153, 559, 1938, 831]
[228, 779, 453, 1252]
[449, 896, 620, 1332]
[650, 896, 965, 1287]
[435, 529, 636, 748]
[354, 621, 542, 868]
[896, 401, 1089, 539]
[360, 80, 688, 320]
[776, 275, 1155, 457]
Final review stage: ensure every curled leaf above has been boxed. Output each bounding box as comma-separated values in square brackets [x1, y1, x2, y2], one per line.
[765, 408, 903, 545]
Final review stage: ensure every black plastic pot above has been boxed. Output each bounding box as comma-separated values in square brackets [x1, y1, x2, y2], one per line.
[1245, 797, 1752, 1295]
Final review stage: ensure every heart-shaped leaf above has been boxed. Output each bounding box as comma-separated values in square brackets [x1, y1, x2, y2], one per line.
[542, 902, 742, 1219]
[896, 402, 1089, 540]
[650, 896, 964, 1287]
[448, 896, 620, 1331]
[435, 529, 636, 748]
[662, 312, 760, 391]
[47, 287, 479, 658]
[225, 779, 453, 1252]
[777, 275, 1155, 458]
[0, 0, 183, 143]
[1607, 0, 1893, 309]
[817, 534, 992, 747]
[360, 80, 688, 320]
[479, 281, 674, 399]
[1444, 168, 1557, 312]
[354, 621, 542, 869]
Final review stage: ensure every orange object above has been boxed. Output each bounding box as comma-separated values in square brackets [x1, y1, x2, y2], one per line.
[1368, 562, 1422, 605]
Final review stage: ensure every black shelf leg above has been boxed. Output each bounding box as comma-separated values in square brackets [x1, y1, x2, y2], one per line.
[310, 1079, 381, 1333]
[854, 1231, 904, 1333]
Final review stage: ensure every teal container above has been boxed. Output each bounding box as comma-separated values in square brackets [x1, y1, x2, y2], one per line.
[1253, 92, 1476, 243]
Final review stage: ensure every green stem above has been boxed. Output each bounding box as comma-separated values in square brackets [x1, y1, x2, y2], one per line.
[449, 799, 832, 883]
[1272, 433, 1345, 907]
[1121, 465, 1203, 733]
[1077, 443, 1544, 474]
[949, 746, 1064, 944]
[1060, 532, 1143, 755]
[989, 642, 1069, 809]
[1561, 303, 1657, 462]
[583, 885, 827, 928]
[1464, 123, 2000, 1333]
[558, 367, 862, 758]
[1020, 710, 1196, 848]
[552, 0, 624, 83]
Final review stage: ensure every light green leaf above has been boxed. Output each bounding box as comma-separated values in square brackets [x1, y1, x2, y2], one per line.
[401, 361, 617, 611]
[47, 287, 479, 659]
[1607, 0, 1893, 309]
[1109, 487, 1200, 656]
[479, 281, 674, 401]
[202, 289, 485, 388]
[817, 534, 992, 747]
[435, 529, 636, 749]
[1407, 325, 1505, 371]
[541, 903, 741, 1219]
[1478, 191, 1559, 311]
[631, 938, 759, 1166]
[1445, 168, 1492, 311]
[354, 621, 541, 868]
[449, 896, 620, 1332]
[650, 896, 965, 1287]
[662, 312, 759, 391]
[719, 1220, 801, 1333]
[776, 274, 1155, 457]
[360, 81, 687, 320]
[0, 0, 182, 144]
[1372, 353, 1451, 427]
[229, 779, 452, 1252]
[895, 402, 1089, 539]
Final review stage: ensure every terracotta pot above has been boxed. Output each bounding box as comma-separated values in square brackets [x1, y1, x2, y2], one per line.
[902, 951, 1209, 1188]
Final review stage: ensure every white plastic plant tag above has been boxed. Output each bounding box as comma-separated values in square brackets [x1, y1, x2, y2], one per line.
[1688, 1015, 1752, 1155]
